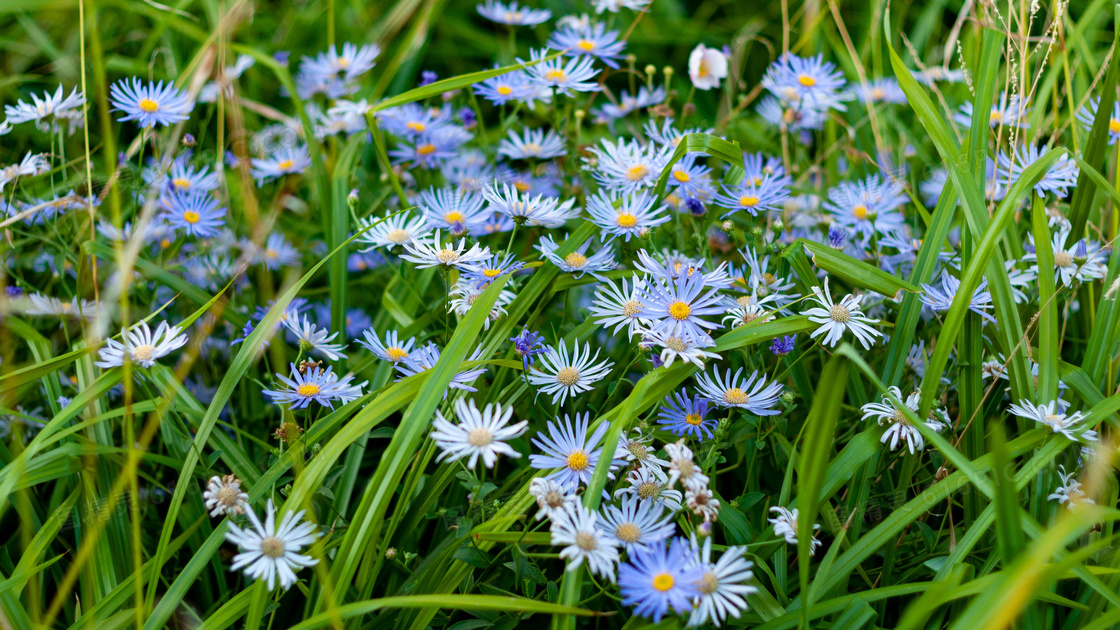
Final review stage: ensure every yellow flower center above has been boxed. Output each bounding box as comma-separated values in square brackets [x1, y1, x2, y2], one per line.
[739, 195, 760, 207]
[617, 213, 638, 228]
[564, 252, 588, 268]
[566, 449, 589, 471]
[172, 178, 191, 189]
[444, 211, 464, 224]
[556, 366, 581, 386]
[183, 211, 200, 224]
[278, 160, 294, 171]
[637, 481, 660, 499]
[407, 121, 426, 132]
[514, 180, 532, 192]
[797, 74, 817, 87]
[386, 347, 408, 361]
[417, 144, 437, 156]
[852, 205, 868, 219]
[626, 165, 649, 181]
[467, 427, 493, 447]
[436, 249, 460, 264]
[131, 345, 154, 362]
[577, 40, 595, 51]
[545, 69, 568, 82]
[652, 573, 675, 592]
[1110, 119, 1120, 134]
[615, 522, 641, 543]
[697, 61, 709, 78]
[483, 268, 502, 278]
[139, 99, 160, 112]
[724, 388, 749, 405]
[685, 413, 703, 426]
[298, 383, 321, 397]
[668, 301, 692, 320]
[497, 85, 513, 95]
[387, 228, 410, 243]
[673, 170, 691, 183]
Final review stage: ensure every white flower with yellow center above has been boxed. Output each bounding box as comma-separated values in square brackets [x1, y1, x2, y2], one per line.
[694, 367, 784, 416]
[551, 503, 619, 582]
[357, 210, 432, 251]
[204, 474, 249, 518]
[685, 535, 757, 627]
[530, 412, 624, 492]
[1008, 399, 1098, 443]
[224, 499, 320, 590]
[530, 477, 579, 520]
[590, 276, 653, 337]
[598, 496, 676, 553]
[400, 229, 491, 271]
[802, 278, 883, 349]
[527, 340, 616, 406]
[768, 506, 821, 555]
[431, 398, 527, 469]
[95, 320, 189, 369]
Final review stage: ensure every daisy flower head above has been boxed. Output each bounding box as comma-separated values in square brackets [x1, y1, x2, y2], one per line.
[583, 138, 668, 194]
[305, 42, 380, 83]
[615, 467, 684, 511]
[664, 440, 709, 492]
[822, 173, 908, 245]
[95, 320, 189, 369]
[474, 69, 547, 107]
[521, 48, 601, 95]
[498, 127, 567, 160]
[400, 229, 491, 271]
[919, 272, 995, 324]
[657, 389, 716, 440]
[551, 503, 620, 582]
[855, 78, 907, 104]
[590, 276, 652, 337]
[417, 186, 489, 234]
[461, 252, 525, 288]
[1008, 399, 1098, 442]
[431, 398, 527, 469]
[802, 278, 883, 349]
[761, 53, 848, 110]
[619, 537, 705, 622]
[250, 145, 312, 185]
[616, 427, 668, 473]
[357, 329, 415, 363]
[688, 44, 729, 91]
[389, 125, 472, 169]
[639, 325, 722, 368]
[1048, 465, 1096, 511]
[586, 189, 671, 242]
[378, 103, 453, 139]
[998, 143, 1079, 199]
[685, 486, 720, 522]
[109, 78, 193, 128]
[477, 0, 551, 25]
[594, 0, 651, 12]
[714, 174, 791, 218]
[664, 154, 716, 203]
[149, 160, 221, 194]
[448, 280, 516, 328]
[263, 363, 361, 409]
[159, 189, 226, 238]
[357, 210, 432, 251]
[644, 118, 713, 153]
[860, 386, 946, 454]
[548, 22, 626, 68]
[593, 85, 667, 122]
[225, 499, 320, 591]
[530, 477, 579, 520]
[639, 267, 726, 340]
[757, 95, 828, 135]
[694, 367, 783, 415]
[250, 232, 302, 270]
[1076, 96, 1120, 144]
[483, 181, 579, 227]
[768, 506, 821, 554]
[1025, 225, 1108, 288]
[5, 85, 86, 133]
[394, 342, 489, 397]
[26, 293, 98, 320]
[509, 327, 548, 369]
[0, 153, 49, 194]
[527, 340, 615, 406]
[536, 235, 617, 280]
[204, 474, 249, 517]
[599, 496, 676, 553]
[686, 536, 756, 627]
[954, 91, 1029, 129]
[529, 412, 622, 491]
[283, 313, 347, 361]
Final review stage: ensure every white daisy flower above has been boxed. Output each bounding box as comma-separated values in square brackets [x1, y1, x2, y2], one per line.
[664, 440, 709, 492]
[859, 386, 947, 454]
[204, 474, 249, 518]
[400, 229, 491, 270]
[0, 152, 49, 193]
[26, 293, 98, 320]
[482, 182, 580, 228]
[639, 326, 721, 368]
[694, 367, 783, 415]
[1008, 399, 1098, 442]
[685, 486, 720, 522]
[598, 495, 676, 552]
[95, 320, 189, 369]
[686, 535, 757, 627]
[225, 499, 320, 590]
[357, 329, 415, 363]
[530, 477, 579, 520]
[283, 313, 348, 361]
[527, 340, 615, 406]
[768, 506, 821, 555]
[357, 211, 432, 251]
[536, 235, 617, 281]
[431, 398, 528, 469]
[550, 503, 620, 583]
[802, 278, 882, 349]
[1047, 465, 1096, 511]
[448, 279, 516, 329]
[589, 276, 652, 337]
[614, 467, 683, 512]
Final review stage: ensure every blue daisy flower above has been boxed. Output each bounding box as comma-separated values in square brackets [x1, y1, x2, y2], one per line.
[664, 154, 716, 202]
[594, 86, 667, 123]
[109, 78, 194, 128]
[159, 189, 226, 238]
[509, 327, 547, 369]
[263, 363, 362, 410]
[417, 186, 489, 233]
[855, 78, 907, 104]
[473, 68, 549, 107]
[476, 0, 551, 25]
[639, 265, 725, 340]
[761, 53, 848, 111]
[742, 151, 787, 185]
[529, 412, 623, 492]
[389, 126, 472, 169]
[521, 48, 601, 95]
[585, 189, 671, 242]
[953, 91, 1029, 129]
[619, 537, 704, 623]
[547, 22, 626, 69]
[461, 252, 525, 287]
[498, 127, 567, 160]
[713, 174, 791, 218]
[823, 173, 909, 245]
[1076, 97, 1120, 144]
[656, 389, 716, 440]
[250, 145, 312, 184]
[997, 143, 1079, 199]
